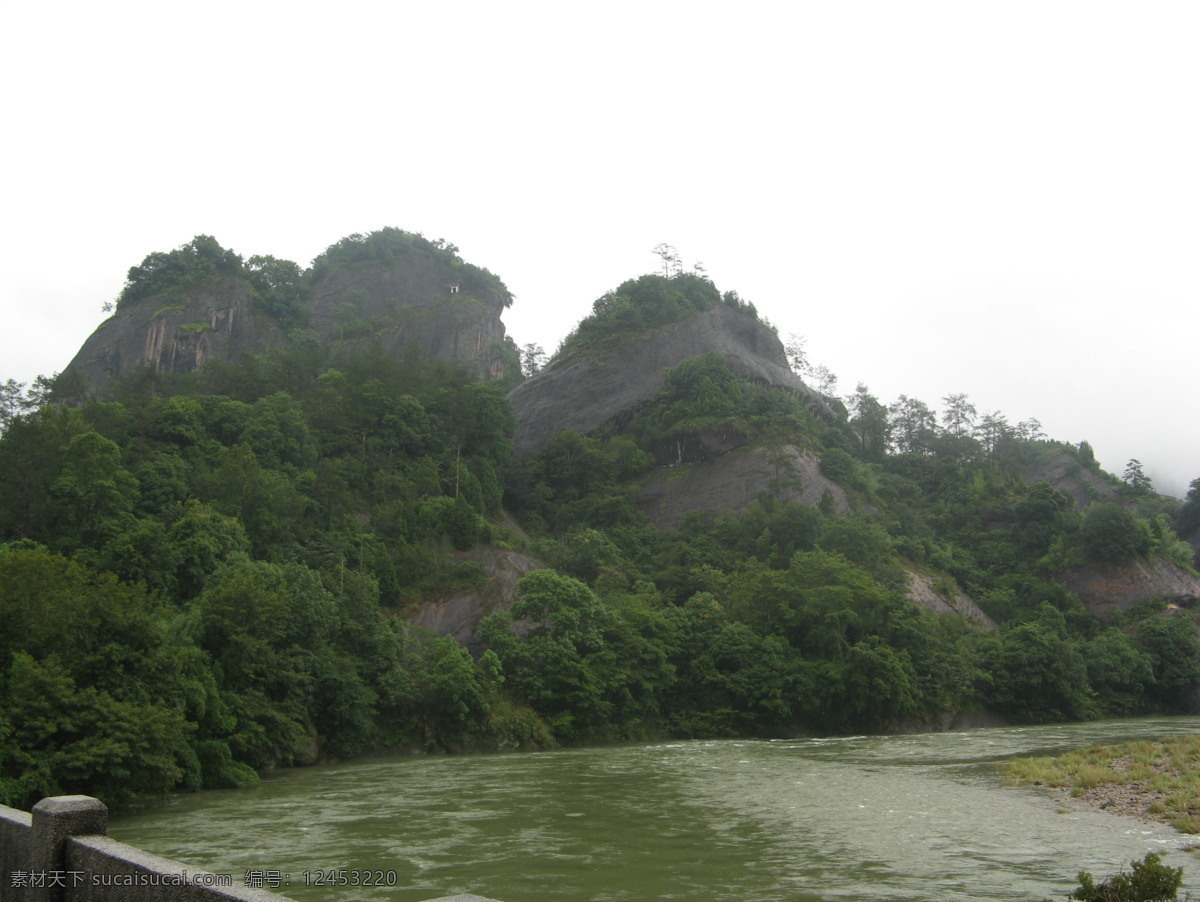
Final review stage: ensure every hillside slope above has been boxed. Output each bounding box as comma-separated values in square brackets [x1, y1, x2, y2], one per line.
[509, 302, 833, 458]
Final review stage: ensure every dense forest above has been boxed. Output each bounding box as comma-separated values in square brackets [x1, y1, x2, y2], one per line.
[1, 232, 1198, 810]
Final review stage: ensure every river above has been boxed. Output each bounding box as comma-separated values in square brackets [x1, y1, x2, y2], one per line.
[110, 717, 1200, 902]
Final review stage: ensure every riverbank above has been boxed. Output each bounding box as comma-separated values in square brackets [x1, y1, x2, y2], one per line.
[1001, 735, 1200, 834]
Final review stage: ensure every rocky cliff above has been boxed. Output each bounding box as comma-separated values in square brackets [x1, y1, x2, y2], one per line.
[62, 277, 287, 394]
[61, 231, 517, 393]
[508, 303, 833, 458]
[1062, 556, 1200, 618]
[307, 253, 513, 382]
[636, 444, 850, 530]
[1020, 449, 1122, 508]
[408, 546, 545, 654]
[905, 570, 997, 628]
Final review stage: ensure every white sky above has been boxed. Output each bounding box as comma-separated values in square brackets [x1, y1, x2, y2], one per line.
[2, 1, 1197, 497]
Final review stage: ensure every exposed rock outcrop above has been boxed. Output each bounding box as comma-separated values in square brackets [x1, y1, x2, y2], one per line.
[308, 256, 513, 382]
[636, 444, 850, 531]
[508, 304, 833, 458]
[905, 569, 996, 628]
[408, 546, 545, 653]
[1021, 450, 1121, 508]
[61, 233, 517, 394]
[62, 278, 286, 393]
[1061, 556, 1200, 618]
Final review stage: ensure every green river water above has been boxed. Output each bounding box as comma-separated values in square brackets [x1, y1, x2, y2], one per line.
[111, 717, 1200, 902]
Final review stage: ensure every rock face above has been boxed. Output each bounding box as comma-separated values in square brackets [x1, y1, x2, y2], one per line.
[1021, 450, 1121, 508]
[636, 444, 850, 530]
[507, 303, 841, 532]
[62, 278, 286, 393]
[1061, 557, 1200, 618]
[905, 570, 996, 628]
[308, 256, 513, 382]
[61, 236, 517, 394]
[507, 304, 833, 458]
[408, 547, 544, 653]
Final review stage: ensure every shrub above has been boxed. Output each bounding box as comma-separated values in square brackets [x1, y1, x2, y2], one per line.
[1064, 852, 1182, 901]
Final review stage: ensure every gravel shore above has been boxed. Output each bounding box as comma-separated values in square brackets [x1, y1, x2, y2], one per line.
[1039, 752, 1189, 829]
[1057, 780, 1169, 823]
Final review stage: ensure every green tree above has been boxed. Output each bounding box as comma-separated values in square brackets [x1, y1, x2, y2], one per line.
[48, 432, 139, 551]
[817, 515, 895, 573]
[1134, 616, 1200, 711]
[1176, 477, 1200, 540]
[849, 383, 889, 462]
[119, 235, 246, 307]
[520, 343, 547, 378]
[940, 392, 977, 438]
[821, 637, 921, 730]
[1080, 502, 1150, 563]
[1013, 482, 1074, 558]
[975, 410, 1012, 461]
[663, 593, 799, 736]
[401, 631, 491, 748]
[985, 606, 1098, 722]
[1085, 628, 1154, 715]
[166, 500, 251, 600]
[245, 254, 308, 326]
[1, 653, 190, 807]
[481, 570, 618, 740]
[1122, 459, 1154, 495]
[889, 394, 937, 455]
[190, 561, 310, 768]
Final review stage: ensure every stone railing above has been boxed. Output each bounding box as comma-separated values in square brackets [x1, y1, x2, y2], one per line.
[0, 796, 499, 902]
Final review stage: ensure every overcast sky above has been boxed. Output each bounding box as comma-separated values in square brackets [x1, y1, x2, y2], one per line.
[2, 1, 1197, 496]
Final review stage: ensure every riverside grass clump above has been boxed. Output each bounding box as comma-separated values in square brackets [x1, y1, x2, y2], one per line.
[1003, 736, 1200, 834]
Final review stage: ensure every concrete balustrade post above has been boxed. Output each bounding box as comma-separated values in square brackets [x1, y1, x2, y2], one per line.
[30, 797, 108, 902]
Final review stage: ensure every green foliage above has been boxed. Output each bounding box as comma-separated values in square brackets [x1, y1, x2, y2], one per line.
[0, 544, 196, 806]
[119, 235, 245, 308]
[1176, 477, 1200, 543]
[2, 652, 190, 807]
[1080, 503, 1151, 563]
[1066, 853, 1183, 902]
[556, 273, 723, 359]
[1134, 616, 1200, 711]
[817, 515, 895, 576]
[983, 606, 1099, 722]
[1084, 628, 1154, 716]
[309, 228, 511, 306]
[1014, 482, 1074, 558]
[637, 353, 816, 452]
[398, 630, 492, 749]
[819, 446, 857, 485]
[848, 384, 890, 462]
[1145, 514, 1196, 570]
[245, 255, 309, 327]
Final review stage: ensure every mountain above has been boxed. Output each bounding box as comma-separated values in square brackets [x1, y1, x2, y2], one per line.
[509, 300, 834, 457]
[56, 250, 1200, 625]
[61, 230, 518, 394]
[5, 233, 1200, 813]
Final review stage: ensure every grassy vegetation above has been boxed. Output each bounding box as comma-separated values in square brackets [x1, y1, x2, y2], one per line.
[1003, 736, 1200, 833]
